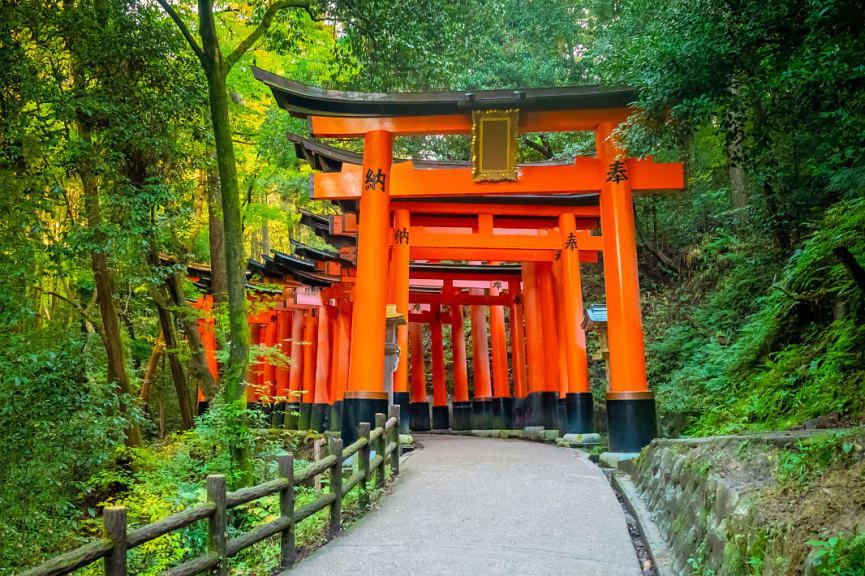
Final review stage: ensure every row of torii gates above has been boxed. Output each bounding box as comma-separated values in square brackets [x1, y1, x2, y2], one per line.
[195, 70, 683, 453]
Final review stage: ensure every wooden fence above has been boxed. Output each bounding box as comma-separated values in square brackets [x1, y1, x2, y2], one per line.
[19, 407, 403, 576]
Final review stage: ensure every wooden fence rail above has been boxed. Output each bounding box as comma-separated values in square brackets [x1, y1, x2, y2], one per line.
[19, 407, 403, 576]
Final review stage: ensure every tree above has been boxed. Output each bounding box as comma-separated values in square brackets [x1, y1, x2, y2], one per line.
[155, 0, 316, 412]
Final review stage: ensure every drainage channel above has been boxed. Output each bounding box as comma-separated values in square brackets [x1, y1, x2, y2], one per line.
[602, 468, 657, 576]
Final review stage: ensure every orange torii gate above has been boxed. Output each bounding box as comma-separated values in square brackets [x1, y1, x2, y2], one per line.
[255, 69, 683, 451]
[291, 134, 602, 435]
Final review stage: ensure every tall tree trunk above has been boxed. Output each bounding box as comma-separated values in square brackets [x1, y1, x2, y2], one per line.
[200, 5, 249, 405]
[145, 245, 196, 428]
[77, 119, 143, 447]
[727, 77, 748, 214]
[206, 147, 228, 306]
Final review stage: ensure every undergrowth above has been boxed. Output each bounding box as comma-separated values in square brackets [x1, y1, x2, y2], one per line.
[643, 197, 865, 435]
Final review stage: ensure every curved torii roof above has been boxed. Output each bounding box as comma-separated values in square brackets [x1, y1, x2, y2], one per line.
[253, 67, 636, 118]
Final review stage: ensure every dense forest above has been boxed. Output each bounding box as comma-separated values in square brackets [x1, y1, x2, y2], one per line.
[1, 0, 864, 573]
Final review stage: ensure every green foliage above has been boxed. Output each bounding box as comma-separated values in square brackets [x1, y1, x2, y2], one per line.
[808, 533, 865, 576]
[775, 432, 860, 488]
[0, 332, 129, 572]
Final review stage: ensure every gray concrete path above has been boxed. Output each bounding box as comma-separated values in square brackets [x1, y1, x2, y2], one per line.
[290, 434, 641, 576]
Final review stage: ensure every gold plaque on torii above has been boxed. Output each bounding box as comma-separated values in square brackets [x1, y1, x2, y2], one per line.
[472, 109, 519, 182]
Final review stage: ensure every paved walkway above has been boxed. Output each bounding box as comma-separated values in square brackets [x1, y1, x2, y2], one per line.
[290, 434, 641, 576]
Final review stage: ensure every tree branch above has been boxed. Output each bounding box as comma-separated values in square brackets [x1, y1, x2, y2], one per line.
[523, 136, 553, 159]
[225, 0, 310, 70]
[155, 0, 204, 62]
[834, 247, 865, 293]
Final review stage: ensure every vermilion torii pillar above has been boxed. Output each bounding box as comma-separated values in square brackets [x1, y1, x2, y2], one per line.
[299, 309, 317, 430]
[390, 208, 411, 433]
[451, 303, 472, 430]
[559, 213, 593, 434]
[430, 305, 449, 430]
[469, 288, 494, 429]
[521, 263, 554, 428]
[597, 123, 656, 452]
[286, 309, 305, 429]
[508, 298, 528, 428]
[309, 304, 331, 432]
[343, 130, 393, 444]
[408, 322, 431, 430]
[489, 278, 512, 429]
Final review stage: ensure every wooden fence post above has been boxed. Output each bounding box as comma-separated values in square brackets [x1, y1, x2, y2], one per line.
[277, 454, 296, 570]
[358, 422, 371, 508]
[328, 436, 343, 538]
[103, 506, 127, 576]
[375, 412, 386, 488]
[388, 405, 401, 476]
[207, 475, 228, 576]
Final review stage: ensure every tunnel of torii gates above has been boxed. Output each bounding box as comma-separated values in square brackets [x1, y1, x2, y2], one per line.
[189, 70, 684, 453]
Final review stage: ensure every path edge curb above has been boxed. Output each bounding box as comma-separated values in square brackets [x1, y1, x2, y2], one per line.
[611, 471, 680, 576]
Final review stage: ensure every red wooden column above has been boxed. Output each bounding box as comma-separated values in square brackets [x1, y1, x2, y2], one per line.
[194, 295, 218, 414]
[536, 262, 561, 430]
[488, 277, 512, 429]
[310, 305, 331, 432]
[450, 303, 472, 430]
[274, 309, 293, 426]
[469, 289, 493, 429]
[344, 130, 393, 444]
[286, 309, 305, 428]
[247, 321, 266, 407]
[430, 305, 449, 429]
[261, 312, 278, 407]
[328, 305, 340, 428]
[597, 122, 656, 451]
[408, 322, 431, 430]
[390, 208, 411, 432]
[552, 262, 570, 434]
[522, 263, 555, 428]
[508, 297, 528, 428]
[558, 212, 593, 433]
[330, 299, 351, 432]
[300, 309, 317, 430]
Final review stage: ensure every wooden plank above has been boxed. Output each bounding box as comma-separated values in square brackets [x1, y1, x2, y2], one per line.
[102, 507, 127, 576]
[374, 413, 387, 489]
[278, 454, 296, 570]
[328, 436, 343, 537]
[358, 422, 371, 508]
[313, 157, 683, 200]
[225, 517, 292, 556]
[17, 540, 112, 576]
[206, 475, 227, 576]
[294, 492, 337, 523]
[343, 469, 365, 494]
[160, 552, 220, 576]
[128, 503, 216, 548]
[387, 406, 401, 475]
[225, 478, 289, 508]
[342, 436, 368, 459]
[309, 108, 631, 138]
[295, 454, 338, 483]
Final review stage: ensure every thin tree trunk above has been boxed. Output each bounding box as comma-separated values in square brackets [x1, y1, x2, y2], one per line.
[140, 334, 165, 406]
[77, 118, 143, 447]
[166, 269, 217, 400]
[727, 76, 748, 214]
[148, 277, 195, 429]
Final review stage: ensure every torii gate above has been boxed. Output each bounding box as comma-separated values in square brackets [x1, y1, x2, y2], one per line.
[255, 68, 683, 451]
[291, 134, 603, 435]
